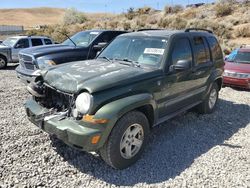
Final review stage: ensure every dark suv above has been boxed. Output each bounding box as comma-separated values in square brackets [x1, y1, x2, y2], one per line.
[16, 30, 127, 84]
[25, 28, 224, 169]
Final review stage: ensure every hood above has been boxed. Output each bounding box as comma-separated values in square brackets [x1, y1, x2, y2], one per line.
[42, 59, 161, 94]
[225, 61, 250, 73]
[20, 44, 80, 58]
[0, 45, 10, 50]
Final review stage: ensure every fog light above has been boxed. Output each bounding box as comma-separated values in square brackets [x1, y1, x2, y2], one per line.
[91, 135, 101, 144]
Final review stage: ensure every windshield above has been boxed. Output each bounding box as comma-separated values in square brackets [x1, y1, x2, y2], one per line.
[98, 36, 168, 68]
[2, 37, 19, 47]
[62, 31, 99, 47]
[235, 51, 250, 64]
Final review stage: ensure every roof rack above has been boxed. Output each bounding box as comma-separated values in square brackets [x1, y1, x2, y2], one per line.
[185, 28, 213, 34]
[137, 28, 164, 32]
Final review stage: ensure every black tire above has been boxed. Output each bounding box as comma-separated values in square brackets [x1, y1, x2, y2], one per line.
[0, 55, 7, 69]
[99, 111, 150, 169]
[197, 83, 219, 114]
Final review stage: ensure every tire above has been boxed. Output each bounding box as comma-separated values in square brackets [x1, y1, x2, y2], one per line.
[197, 83, 219, 114]
[99, 111, 150, 169]
[0, 55, 7, 69]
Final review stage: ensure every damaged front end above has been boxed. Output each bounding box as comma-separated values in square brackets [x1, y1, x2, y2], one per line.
[25, 78, 103, 151]
[26, 76, 76, 120]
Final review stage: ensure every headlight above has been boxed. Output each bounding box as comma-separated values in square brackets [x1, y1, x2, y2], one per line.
[75, 92, 93, 114]
[37, 58, 56, 69]
[224, 70, 250, 78]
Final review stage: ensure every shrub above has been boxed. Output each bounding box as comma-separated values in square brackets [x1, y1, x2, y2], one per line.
[137, 7, 152, 15]
[125, 7, 135, 20]
[215, 3, 233, 17]
[109, 21, 119, 29]
[164, 5, 183, 15]
[169, 16, 187, 29]
[234, 24, 250, 37]
[63, 8, 87, 25]
[123, 22, 131, 30]
[157, 18, 172, 28]
[136, 20, 146, 28]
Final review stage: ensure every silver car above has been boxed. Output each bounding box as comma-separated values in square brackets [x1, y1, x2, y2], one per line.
[0, 36, 54, 69]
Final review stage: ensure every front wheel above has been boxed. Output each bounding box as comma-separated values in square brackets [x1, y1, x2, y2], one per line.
[197, 83, 219, 114]
[99, 111, 149, 169]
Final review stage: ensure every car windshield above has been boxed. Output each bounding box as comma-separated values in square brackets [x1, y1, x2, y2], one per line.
[98, 36, 168, 68]
[62, 31, 99, 47]
[235, 51, 250, 64]
[2, 37, 19, 47]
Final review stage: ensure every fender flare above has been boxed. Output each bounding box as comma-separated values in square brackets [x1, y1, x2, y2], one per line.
[94, 93, 157, 148]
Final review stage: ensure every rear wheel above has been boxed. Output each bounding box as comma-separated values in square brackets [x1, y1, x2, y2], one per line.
[197, 83, 219, 114]
[99, 111, 149, 169]
[0, 56, 7, 69]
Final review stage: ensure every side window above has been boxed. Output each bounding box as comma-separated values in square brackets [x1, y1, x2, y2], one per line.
[44, 39, 52, 45]
[171, 38, 192, 65]
[193, 36, 210, 65]
[97, 33, 112, 44]
[31, 39, 43, 46]
[16, 39, 29, 48]
[207, 37, 223, 61]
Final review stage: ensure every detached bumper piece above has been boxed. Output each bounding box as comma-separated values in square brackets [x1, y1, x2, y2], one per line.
[25, 99, 102, 151]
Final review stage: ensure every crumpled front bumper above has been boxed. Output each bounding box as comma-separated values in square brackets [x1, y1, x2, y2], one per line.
[25, 99, 103, 151]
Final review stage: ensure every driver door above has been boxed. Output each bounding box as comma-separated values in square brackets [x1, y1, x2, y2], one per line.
[158, 37, 197, 117]
[12, 39, 30, 62]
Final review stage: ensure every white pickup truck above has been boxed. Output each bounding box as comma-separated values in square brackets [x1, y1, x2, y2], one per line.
[0, 36, 54, 69]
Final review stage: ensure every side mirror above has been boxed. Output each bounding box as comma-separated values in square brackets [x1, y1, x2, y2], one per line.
[170, 59, 191, 72]
[93, 42, 108, 51]
[15, 44, 24, 49]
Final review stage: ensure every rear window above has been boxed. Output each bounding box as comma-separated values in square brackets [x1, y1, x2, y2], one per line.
[44, 39, 52, 45]
[31, 39, 43, 46]
[207, 37, 223, 61]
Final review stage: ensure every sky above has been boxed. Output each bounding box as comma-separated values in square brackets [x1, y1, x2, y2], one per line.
[0, 0, 215, 13]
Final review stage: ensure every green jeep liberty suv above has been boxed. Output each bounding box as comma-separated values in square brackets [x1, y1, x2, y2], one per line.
[25, 28, 224, 169]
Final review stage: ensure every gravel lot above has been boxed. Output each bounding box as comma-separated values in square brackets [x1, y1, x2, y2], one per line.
[1, 65, 250, 187]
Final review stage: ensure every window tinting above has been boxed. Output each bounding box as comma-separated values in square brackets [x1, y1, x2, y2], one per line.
[207, 37, 223, 61]
[31, 39, 43, 46]
[44, 39, 52, 45]
[16, 39, 29, 48]
[172, 38, 192, 65]
[193, 37, 210, 64]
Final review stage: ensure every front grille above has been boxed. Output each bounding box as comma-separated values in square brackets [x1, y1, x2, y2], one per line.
[37, 85, 74, 112]
[19, 54, 36, 70]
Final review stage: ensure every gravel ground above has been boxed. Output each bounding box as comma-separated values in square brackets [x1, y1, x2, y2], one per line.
[0, 65, 250, 187]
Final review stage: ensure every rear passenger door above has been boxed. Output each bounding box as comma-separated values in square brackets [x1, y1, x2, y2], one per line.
[31, 38, 43, 47]
[190, 36, 213, 89]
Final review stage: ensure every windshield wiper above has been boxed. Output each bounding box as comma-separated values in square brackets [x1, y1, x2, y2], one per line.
[58, 31, 77, 47]
[98, 56, 112, 63]
[115, 58, 141, 67]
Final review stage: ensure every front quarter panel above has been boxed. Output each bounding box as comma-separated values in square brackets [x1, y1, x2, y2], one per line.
[93, 93, 157, 148]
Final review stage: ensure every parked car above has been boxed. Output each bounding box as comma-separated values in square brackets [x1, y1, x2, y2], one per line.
[0, 36, 54, 69]
[25, 28, 224, 169]
[16, 30, 127, 84]
[223, 46, 250, 89]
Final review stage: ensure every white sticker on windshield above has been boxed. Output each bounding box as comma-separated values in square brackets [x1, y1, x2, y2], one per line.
[144, 48, 165, 55]
[90, 32, 99, 35]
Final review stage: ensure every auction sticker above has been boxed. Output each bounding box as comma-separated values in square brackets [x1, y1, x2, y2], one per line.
[144, 48, 165, 55]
